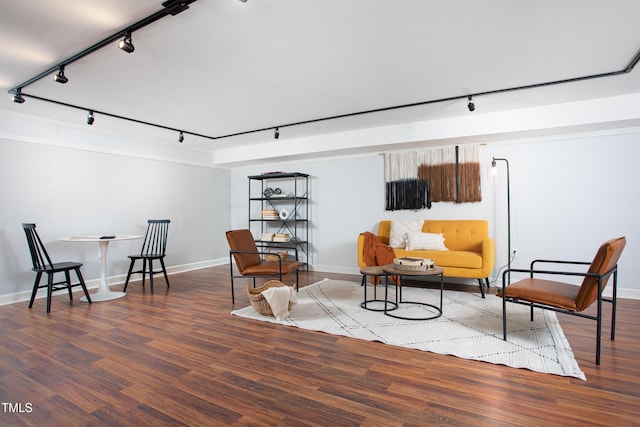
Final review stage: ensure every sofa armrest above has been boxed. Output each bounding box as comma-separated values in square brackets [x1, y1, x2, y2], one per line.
[357, 234, 367, 268]
[481, 237, 496, 276]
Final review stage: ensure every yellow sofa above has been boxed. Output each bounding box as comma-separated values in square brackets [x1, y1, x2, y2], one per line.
[357, 219, 495, 297]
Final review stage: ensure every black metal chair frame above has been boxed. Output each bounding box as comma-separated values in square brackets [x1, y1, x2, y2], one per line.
[502, 259, 618, 365]
[22, 223, 92, 313]
[228, 244, 299, 304]
[124, 219, 170, 294]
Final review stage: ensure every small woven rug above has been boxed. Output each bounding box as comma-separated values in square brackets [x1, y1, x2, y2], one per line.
[232, 279, 585, 380]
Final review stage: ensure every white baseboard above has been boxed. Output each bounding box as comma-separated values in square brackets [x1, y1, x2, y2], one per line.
[0, 257, 227, 307]
[5, 259, 637, 306]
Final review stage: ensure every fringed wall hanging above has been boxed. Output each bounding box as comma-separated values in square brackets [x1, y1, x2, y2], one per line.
[384, 144, 481, 210]
[417, 147, 456, 202]
[384, 151, 431, 211]
[456, 144, 482, 202]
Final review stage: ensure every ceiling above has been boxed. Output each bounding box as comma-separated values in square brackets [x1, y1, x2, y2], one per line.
[2, 0, 640, 160]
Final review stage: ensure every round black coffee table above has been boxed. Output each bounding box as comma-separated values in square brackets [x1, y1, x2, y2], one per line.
[382, 264, 445, 320]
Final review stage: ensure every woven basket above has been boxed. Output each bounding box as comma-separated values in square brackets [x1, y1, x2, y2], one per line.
[393, 257, 434, 271]
[393, 263, 428, 271]
[247, 280, 293, 316]
[264, 251, 288, 262]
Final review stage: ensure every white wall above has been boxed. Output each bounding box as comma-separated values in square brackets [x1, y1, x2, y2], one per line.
[2, 107, 638, 304]
[0, 119, 231, 304]
[230, 129, 640, 298]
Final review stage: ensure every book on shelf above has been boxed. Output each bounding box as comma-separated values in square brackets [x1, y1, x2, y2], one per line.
[273, 233, 290, 242]
[261, 209, 279, 219]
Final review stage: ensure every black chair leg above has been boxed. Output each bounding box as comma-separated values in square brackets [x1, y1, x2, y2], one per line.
[611, 271, 618, 341]
[159, 258, 170, 287]
[46, 274, 54, 313]
[29, 272, 42, 309]
[229, 259, 235, 304]
[76, 268, 91, 303]
[149, 260, 154, 294]
[596, 292, 603, 365]
[65, 270, 73, 301]
[502, 293, 508, 341]
[596, 314, 602, 365]
[141, 259, 147, 288]
[124, 260, 135, 292]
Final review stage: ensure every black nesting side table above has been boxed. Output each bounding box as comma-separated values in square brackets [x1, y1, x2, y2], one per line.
[360, 266, 397, 312]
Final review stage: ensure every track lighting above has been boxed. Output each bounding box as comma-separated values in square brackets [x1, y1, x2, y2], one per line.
[163, 0, 192, 15]
[467, 95, 475, 112]
[178, 131, 184, 143]
[118, 31, 135, 53]
[11, 88, 25, 104]
[87, 111, 95, 125]
[53, 66, 68, 84]
[274, 127, 280, 139]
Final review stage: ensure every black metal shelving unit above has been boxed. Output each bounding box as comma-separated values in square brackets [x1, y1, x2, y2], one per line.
[248, 172, 310, 266]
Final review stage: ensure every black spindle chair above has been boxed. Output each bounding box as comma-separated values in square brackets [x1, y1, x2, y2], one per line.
[22, 223, 92, 313]
[123, 219, 170, 293]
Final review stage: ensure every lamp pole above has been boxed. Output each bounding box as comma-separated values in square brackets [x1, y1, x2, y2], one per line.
[492, 157, 510, 285]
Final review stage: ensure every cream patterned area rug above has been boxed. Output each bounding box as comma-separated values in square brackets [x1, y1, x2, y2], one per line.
[232, 279, 585, 380]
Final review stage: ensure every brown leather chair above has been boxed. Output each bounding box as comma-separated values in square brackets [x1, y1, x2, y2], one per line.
[226, 229, 301, 304]
[500, 236, 626, 365]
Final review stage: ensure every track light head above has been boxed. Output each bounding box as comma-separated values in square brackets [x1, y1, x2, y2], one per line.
[87, 111, 95, 125]
[162, 0, 191, 15]
[274, 127, 280, 139]
[467, 95, 475, 112]
[53, 66, 68, 84]
[118, 32, 135, 53]
[178, 131, 184, 143]
[11, 89, 25, 104]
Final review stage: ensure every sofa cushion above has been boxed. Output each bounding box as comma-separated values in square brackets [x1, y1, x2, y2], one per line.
[393, 248, 483, 269]
[421, 220, 487, 252]
[405, 232, 448, 251]
[389, 219, 424, 248]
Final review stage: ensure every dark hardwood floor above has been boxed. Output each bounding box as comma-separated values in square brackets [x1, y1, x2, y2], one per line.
[1, 265, 639, 426]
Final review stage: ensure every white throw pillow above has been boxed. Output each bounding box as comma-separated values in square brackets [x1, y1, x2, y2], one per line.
[405, 232, 449, 251]
[389, 220, 424, 248]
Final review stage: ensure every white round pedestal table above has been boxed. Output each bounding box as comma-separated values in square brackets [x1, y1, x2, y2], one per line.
[62, 235, 143, 302]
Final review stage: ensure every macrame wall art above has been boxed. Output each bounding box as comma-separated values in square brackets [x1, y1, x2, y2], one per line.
[384, 151, 430, 211]
[384, 144, 481, 210]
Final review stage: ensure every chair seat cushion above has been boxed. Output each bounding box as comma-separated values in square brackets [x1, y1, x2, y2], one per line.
[393, 249, 483, 269]
[500, 278, 581, 311]
[242, 260, 302, 275]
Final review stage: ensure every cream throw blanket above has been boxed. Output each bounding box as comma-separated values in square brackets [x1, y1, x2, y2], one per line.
[261, 286, 297, 320]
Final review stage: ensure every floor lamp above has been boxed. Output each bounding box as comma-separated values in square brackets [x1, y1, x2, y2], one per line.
[492, 157, 511, 285]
